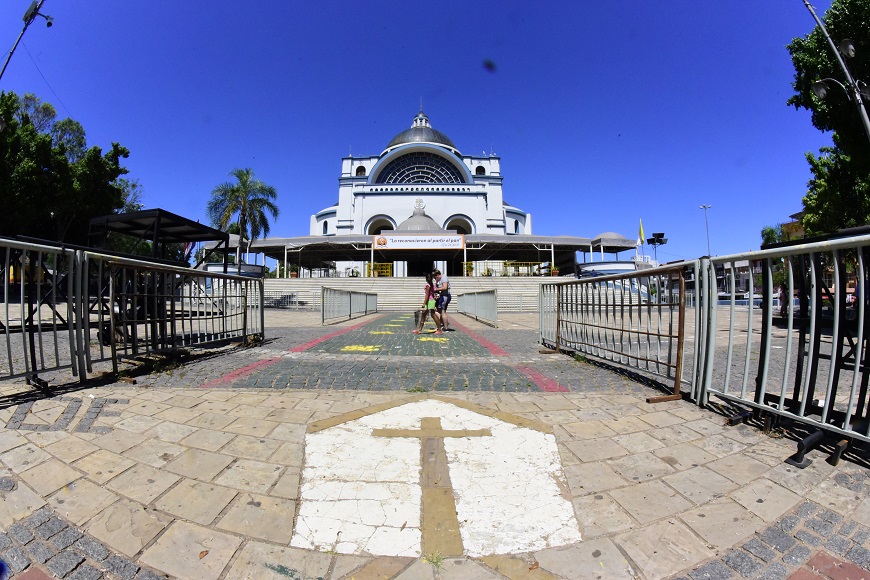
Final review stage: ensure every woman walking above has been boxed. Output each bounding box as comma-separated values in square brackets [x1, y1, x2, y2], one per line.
[412, 272, 443, 334]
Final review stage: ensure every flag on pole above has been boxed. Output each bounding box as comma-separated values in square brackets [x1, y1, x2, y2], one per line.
[637, 218, 645, 246]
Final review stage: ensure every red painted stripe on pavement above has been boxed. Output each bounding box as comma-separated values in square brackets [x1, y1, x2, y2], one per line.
[201, 314, 384, 388]
[199, 357, 280, 388]
[450, 320, 510, 356]
[515, 365, 570, 392]
[289, 315, 383, 352]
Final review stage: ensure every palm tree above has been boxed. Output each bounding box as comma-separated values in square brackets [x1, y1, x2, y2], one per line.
[207, 168, 279, 269]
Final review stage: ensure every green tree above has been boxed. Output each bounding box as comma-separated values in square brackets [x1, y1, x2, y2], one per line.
[16, 92, 56, 132]
[206, 168, 279, 264]
[787, 0, 870, 235]
[0, 91, 129, 244]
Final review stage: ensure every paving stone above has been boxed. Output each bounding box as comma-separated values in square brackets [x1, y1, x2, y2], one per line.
[25, 508, 53, 528]
[67, 564, 104, 580]
[3, 546, 30, 572]
[0, 532, 12, 550]
[722, 549, 763, 577]
[0, 477, 15, 491]
[824, 534, 851, 555]
[839, 521, 857, 536]
[782, 544, 812, 566]
[756, 562, 788, 580]
[853, 527, 870, 545]
[794, 501, 818, 518]
[759, 527, 796, 553]
[50, 528, 83, 550]
[816, 508, 844, 525]
[103, 554, 139, 580]
[34, 517, 68, 540]
[778, 515, 800, 533]
[804, 517, 836, 537]
[688, 560, 733, 579]
[133, 569, 164, 580]
[74, 537, 109, 562]
[845, 544, 870, 569]
[8, 523, 35, 544]
[29, 541, 57, 564]
[47, 550, 85, 577]
[794, 529, 822, 546]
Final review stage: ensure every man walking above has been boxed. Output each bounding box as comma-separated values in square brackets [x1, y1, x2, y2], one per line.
[433, 269, 453, 331]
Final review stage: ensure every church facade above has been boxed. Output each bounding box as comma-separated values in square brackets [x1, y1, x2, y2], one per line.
[240, 110, 635, 278]
[310, 110, 532, 238]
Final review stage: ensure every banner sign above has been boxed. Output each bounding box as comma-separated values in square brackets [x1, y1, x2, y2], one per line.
[373, 234, 465, 250]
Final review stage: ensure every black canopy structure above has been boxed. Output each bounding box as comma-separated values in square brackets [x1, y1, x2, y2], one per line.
[88, 209, 229, 269]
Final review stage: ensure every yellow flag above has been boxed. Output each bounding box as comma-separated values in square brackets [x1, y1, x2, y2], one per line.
[638, 219, 645, 245]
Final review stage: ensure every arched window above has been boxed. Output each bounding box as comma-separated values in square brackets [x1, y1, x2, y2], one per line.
[355, 166, 366, 177]
[323, 221, 328, 235]
[375, 152, 465, 184]
[475, 165, 486, 176]
[514, 220, 520, 234]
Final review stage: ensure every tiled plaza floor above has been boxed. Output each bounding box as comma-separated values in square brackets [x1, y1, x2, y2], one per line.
[0, 310, 867, 580]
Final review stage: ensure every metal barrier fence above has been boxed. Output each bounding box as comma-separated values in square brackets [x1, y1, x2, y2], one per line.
[321, 287, 378, 325]
[455, 289, 498, 327]
[1, 238, 264, 387]
[540, 232, 870, 445]
[541, 263, 695, 402]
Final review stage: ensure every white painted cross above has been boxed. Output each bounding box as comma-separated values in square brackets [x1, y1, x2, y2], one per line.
[290, 399, 581, 557]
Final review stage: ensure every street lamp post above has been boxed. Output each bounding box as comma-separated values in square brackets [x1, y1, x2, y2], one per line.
[646, 232, 667, 265]
[801, 0, 870, 147]
[0, 0, 54, 83]
[699, 204, 712, 256]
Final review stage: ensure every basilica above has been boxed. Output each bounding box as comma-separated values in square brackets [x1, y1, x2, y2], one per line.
[249, 110, 635, 277]
[310, 109, 530, 239]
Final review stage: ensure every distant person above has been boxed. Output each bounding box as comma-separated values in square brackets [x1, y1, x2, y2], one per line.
[433, 269, 452, 331]
[779, 284, 788, 317]
[413, 272, 443, 334]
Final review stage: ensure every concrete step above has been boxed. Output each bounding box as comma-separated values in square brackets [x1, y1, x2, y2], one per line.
[263, 276, 563, 311]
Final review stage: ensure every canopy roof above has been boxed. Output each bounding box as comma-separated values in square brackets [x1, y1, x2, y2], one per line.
[217, 232, 635, 272]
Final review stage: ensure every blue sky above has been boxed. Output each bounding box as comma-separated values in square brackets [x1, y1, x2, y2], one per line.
[1, 1, 837, 263]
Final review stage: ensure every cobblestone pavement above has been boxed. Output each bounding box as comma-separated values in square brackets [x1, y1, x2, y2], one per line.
[0, 310, 867, 579]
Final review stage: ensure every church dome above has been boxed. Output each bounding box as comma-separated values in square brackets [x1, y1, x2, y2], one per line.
[396, 201, 443, 231]
[385, 110, 458, 153]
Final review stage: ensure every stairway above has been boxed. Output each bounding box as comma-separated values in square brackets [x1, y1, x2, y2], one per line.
[263, 276, 566, 311]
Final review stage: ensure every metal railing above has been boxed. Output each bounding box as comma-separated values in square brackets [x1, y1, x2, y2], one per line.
[540, 232, 870, 444]
[321, 287, 378, 325]
[1, 238, 264, 387]
[462, 260, 558, 277]
[456, 289, 498, 327]
[541, 263, 695, 402]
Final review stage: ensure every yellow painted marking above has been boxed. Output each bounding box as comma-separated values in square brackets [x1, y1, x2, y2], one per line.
[384, 324, 403, 327]
[418, 337, 448, 343]
[340, 345, 381, 352]
[369, 331, 394, 335]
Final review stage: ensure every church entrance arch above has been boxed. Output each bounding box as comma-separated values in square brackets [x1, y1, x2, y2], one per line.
[366, 216, 396, 235]
[444, 215, 474, 235]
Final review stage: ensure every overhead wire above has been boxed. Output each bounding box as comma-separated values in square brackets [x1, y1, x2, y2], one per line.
[22, 41, 72, 119]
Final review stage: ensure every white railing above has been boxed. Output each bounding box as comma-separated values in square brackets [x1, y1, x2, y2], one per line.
[456, 289, 498, 327]
[1, 238, 264, 387]
[321, 287, 378, 325]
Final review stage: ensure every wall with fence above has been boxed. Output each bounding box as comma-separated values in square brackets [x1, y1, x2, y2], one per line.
[2, 238, 263, 387]
[540, 232, 870, 445]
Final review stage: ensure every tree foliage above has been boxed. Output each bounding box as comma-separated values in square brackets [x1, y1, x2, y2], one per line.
[787, 0, 870, 236]
[0, 91, 129, 244]
[207, 168, 279, 262]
